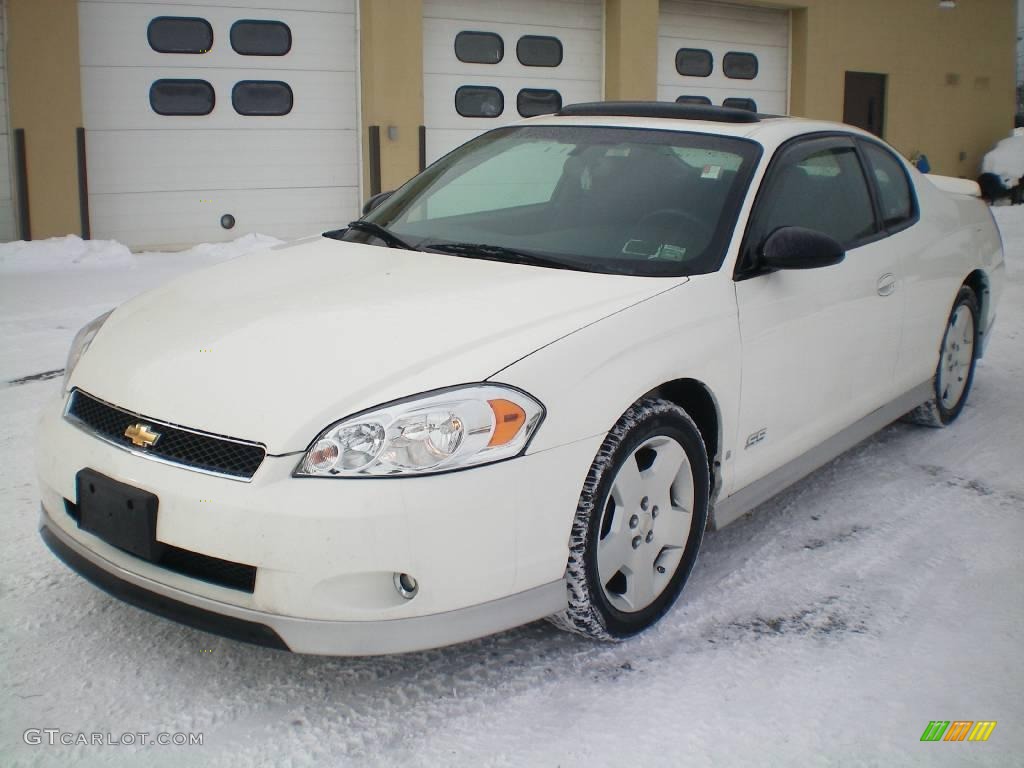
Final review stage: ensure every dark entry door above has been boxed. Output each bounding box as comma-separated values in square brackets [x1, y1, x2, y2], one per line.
[843, 72, 887, 137]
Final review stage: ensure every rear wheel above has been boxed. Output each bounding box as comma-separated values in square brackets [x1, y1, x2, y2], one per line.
[550, 399, 709, 640]
[905, 286, 979, 427]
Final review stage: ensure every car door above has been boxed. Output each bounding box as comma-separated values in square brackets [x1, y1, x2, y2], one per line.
[731, 134, 904, 490]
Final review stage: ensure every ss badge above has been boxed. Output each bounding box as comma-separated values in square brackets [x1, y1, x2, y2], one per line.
[745, 428, 767, 449]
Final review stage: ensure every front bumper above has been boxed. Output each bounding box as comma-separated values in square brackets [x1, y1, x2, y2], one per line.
[36, 393, 601, 654]
[39, 507, 565, 655]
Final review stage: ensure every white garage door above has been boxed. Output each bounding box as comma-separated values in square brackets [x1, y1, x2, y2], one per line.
[0, 8, 16, 243]
[658, 0, 789, 115]
[423, 0, 602, 164]
[79, 0, 359, 249]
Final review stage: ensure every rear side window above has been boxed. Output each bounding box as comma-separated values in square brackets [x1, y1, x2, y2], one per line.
[861, 142, 914, 228]
[751, 143, 877, 249]
[148, 17, 213, 54]
[455, 31, 503, 64]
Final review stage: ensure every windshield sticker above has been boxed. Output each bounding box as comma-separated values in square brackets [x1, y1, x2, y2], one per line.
[701, 164, 722, 180]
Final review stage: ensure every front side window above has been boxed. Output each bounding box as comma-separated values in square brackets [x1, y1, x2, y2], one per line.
[351, 125, 762, 276]
[861, 142, 915, 228]
[749, 141, 877, 251]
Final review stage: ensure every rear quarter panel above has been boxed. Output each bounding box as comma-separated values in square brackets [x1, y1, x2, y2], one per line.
[896, 172, 1005, 392]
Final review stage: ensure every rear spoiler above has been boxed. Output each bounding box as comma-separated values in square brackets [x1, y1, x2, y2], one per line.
[925, 174, 981, 198]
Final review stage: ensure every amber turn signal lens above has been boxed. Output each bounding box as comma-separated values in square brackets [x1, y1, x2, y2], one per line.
[487, 399, 527, 447]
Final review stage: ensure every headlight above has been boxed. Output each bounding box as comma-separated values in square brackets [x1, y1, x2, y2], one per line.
[63, 310, 113, 393]
[295, 385, 544, 477]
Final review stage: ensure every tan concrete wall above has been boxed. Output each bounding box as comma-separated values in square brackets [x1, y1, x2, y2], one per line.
[605, 0, 659, 100]
[6, 0, 83, 239]
[789, 0, 1017, 176]
[359, 0, 424, 197]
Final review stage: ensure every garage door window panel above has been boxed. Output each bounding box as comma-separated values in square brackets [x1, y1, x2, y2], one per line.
[232, 81, 294, 116]
[861, 141, 917, 231]
[723, 52, 758, 80]
[676, 95, 712, 105]
[723, 97, 757, 113]
[230, 20, 292, 57]
[455, 86, 503, 118]
[749, 142, 878, 254]
[516, 36, 563, 67]
[455, 31, 504, 64]
[517, 89, 562, 117]
[675, 48, 712, 78]
[147, 17, 213, 54]
[149, 79, 215, 116]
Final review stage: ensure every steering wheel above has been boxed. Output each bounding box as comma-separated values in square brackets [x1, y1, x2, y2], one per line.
[634, 209, 713, 249]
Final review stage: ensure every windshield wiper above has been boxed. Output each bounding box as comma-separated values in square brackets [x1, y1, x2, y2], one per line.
[326, 220, 418, 251]
[424, 242, 581, 271]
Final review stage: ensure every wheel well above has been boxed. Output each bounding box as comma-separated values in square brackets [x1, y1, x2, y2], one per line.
[963, 269, 991, 354]
[644, 378, 721, 495]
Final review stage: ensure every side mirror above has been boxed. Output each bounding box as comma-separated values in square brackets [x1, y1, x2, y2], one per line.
[362, 190, 394, 216]
[760, 226, 846, 270]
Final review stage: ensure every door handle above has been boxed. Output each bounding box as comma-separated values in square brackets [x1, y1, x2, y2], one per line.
[877, 273, 896, 296]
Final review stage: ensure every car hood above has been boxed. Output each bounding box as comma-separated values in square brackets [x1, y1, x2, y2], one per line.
[71, 237, 685, 454]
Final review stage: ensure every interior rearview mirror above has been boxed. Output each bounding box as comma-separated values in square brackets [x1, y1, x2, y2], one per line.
[760, 226, 846, 270]
[362, 190, 394, 216]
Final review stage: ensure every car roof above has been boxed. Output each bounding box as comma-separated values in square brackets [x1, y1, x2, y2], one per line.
[517, 112, 882, 153]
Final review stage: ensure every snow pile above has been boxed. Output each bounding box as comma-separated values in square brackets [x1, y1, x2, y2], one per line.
[140, 232, 283, 262]
[0, 232, 283, 274]
[0, 235, 135, 273]
[981, 132, 1024, 187]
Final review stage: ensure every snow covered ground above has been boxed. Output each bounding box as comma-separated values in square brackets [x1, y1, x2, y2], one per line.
[2, 213, 1022, 767]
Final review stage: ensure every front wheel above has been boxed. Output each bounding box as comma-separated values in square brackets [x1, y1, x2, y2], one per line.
[550, 399, 709, 640]
[905, 285, 979, 427]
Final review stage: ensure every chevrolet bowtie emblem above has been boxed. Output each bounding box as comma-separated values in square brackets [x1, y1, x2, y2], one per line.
[124, 423, 161, 448]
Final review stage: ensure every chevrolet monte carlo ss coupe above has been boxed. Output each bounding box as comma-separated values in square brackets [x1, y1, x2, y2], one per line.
[37, 102, 1005, 655]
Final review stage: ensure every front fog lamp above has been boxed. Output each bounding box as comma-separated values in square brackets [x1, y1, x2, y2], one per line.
[295, 385, 543, 477]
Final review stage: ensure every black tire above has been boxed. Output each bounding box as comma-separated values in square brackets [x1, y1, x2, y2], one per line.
[904, 285, 980, 428]
[549, 399, 709, 640]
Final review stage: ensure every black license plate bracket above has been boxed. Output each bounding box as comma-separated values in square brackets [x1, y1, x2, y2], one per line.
[76, 468, 165, 562]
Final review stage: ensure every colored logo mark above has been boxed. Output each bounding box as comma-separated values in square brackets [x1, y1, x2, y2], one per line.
[920, 721, 997, 742]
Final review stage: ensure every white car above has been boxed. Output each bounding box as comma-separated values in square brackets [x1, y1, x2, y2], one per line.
[37, 102, 1005, 655]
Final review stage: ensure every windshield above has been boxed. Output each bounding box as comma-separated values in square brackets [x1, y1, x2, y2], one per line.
[348, 125, 762, 277]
